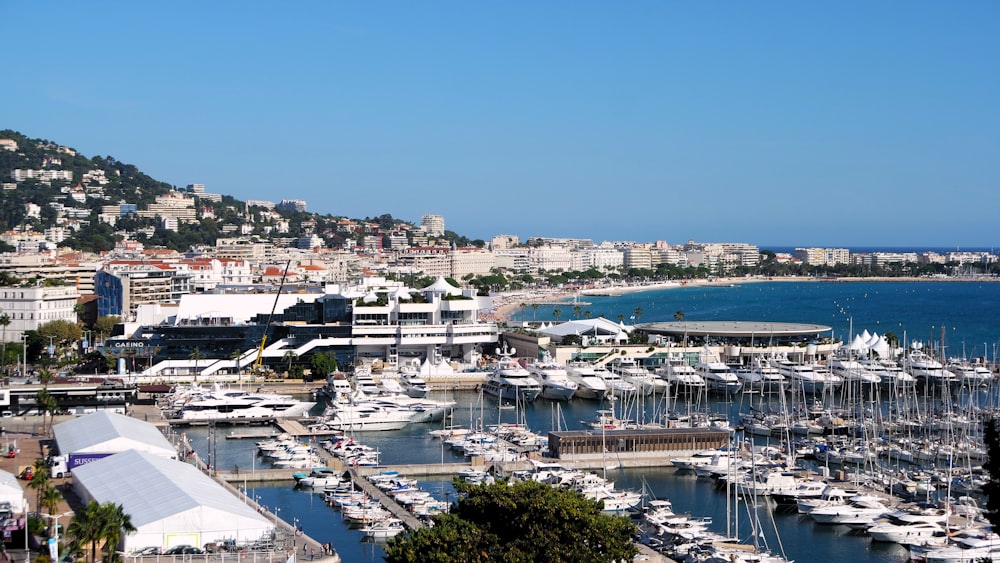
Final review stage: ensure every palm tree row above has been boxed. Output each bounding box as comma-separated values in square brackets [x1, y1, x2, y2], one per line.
[66, 501, 136, 563]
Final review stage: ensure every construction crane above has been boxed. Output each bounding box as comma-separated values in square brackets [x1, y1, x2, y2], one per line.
[251, 261, 291, 378]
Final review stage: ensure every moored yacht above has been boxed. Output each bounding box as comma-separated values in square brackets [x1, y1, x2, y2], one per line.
[482, 347, 542, 403]
[526, 354, 579, 401]
[565, 361, 609, 400]
[654, 357, 706, 394]
[904, 349, 953, 384]
[694, 349, 742, 395]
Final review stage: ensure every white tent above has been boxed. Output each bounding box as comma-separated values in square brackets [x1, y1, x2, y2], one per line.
[72, 450, 272, 552]
[52, 411, 177, 459]
[0, 470, 27, 513]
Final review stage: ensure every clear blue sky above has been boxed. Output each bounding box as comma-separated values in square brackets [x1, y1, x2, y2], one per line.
[4, 2, 998, 248]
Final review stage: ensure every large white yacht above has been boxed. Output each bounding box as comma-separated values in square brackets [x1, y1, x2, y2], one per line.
[904, 349, 953, 383]
[168, 384, 315, 422]
[693, 349, 742, 395]
[565, 361, 609, 400]
[828, 354, 882, 385]
[607, 357, 663, 396]
[525, 354, 578, 401]
[654, 357, 706, 394]
[482, 347, 542, 403]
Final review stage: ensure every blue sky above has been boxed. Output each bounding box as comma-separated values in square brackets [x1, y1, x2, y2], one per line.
[3, 2, 998, 248]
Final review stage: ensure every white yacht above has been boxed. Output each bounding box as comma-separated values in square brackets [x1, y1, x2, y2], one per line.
[694, 349, 742, 395]
[654, 357, 706, 394]
[401, 373, 431, 398]
[860, 357, 917, 388]
[904, 350, 953, 383]
[607, 357, 662, 396]
[565, 361, 609, 400]
[749, 357, 786, 391]
[829, 354, 882, 385]
[594, 365, 636, 398]
[324, 402, 418, 431]
[169, 384, 315, 422]
[809, 495, 891, 526]
[482, 347, 542, 403]
[526, 354, 578, 401]
[775, 359, 842, 394]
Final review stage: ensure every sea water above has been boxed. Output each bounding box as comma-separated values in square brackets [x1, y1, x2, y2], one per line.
[188, 281, 1000, 562]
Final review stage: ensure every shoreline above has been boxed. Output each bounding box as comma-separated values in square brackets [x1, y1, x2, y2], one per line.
[488, 275, 999, 322]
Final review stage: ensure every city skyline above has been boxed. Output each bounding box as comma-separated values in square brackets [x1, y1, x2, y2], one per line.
[4, 2, 998, 247]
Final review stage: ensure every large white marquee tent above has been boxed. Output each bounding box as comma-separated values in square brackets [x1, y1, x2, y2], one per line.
[52, 411, 177, 459]
[0, 470, 27, 513]
[71, 450, 273, 552]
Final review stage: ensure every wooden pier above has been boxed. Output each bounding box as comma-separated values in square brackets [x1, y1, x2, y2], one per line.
[345, 466, 427, 531]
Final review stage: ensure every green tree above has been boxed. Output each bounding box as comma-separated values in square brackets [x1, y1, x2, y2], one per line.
[35, 387, 59, 434]
[283, 350, 298, 375]
[97, 503, 136, 562]
[385, 479, 637, 563]
[93, 316, 122, 342]
[188, 347, 206, 380]
[674, 309, 685, 322]
[36, 320, 82, 361]
[67, 501, 102, 563]
[552, 308, 562, 324]
[531, 303, 539, 322]
[309, 352, 337, 378]
[28, 460, 50, 516]
[633, 306, 643, 324]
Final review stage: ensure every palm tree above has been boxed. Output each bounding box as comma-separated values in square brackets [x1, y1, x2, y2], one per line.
[229, 349, 243, 383]
[40, 485, 63, 535]
[519, 303, 527, 324]
[188, 347, 206, 381]
[552, 308, 562, 324]
[617, 314, 624, 324]
[674, 309, 685, 322]
[283, 350, 298, 376]
[572, 305, 582, 320]
[28, 460, 50, 514]
[67, 501, 103, 563]
[98, 503, 135, 562]
[633, 306, 643, 324]
[531, 303, 539, 322]
[35, 388, 58, 434]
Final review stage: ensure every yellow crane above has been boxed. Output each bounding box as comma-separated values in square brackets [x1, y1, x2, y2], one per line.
[251, 261, 291, 377]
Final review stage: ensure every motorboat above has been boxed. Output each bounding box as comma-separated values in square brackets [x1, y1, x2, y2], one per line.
[694, 348, 742, 395]
[482, 346, 542, 403]
[829, 355, 881, 385]
[607, 357, 663, 396]
[775, 359, 842, 394]
[526, 354, 578, 401]
[401, 373, 431, 398]
[655, 357, 706, 394]
[904, 350, 953, 383]
[565, 361, 609, 400]
[809, 494, 892, 526]
[168, 384, 315, 422]
[594, 366, 637, 398]
[294, 467, 344, 489]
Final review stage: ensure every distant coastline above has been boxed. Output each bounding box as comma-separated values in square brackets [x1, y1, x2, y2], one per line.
[488, 275, 999, 322]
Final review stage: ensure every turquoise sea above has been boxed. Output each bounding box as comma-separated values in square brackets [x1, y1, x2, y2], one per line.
[189, 281, 1000, 563]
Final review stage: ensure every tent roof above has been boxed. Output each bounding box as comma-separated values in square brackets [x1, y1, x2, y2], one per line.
[52, 411, 176, 457]
[538, 318, 628, 338]
[72, 450, 270, 529]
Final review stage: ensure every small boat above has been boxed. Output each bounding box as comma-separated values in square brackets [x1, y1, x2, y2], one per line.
[359, 517, 406, 539]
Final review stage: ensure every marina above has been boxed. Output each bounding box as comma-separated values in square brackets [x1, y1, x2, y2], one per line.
[179, 281, 1000, 562]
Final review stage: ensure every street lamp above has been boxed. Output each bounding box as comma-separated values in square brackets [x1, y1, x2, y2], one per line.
[292, 517, 299, 550]
[23, 499, 29, 563]
[42, 511, 73, 563]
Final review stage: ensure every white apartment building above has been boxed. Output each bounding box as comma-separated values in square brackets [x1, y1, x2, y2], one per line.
[623, 247, 654, 270]
[795, 247, 851, 267]
[137, 192, 198, 223]
[494, 249, 531, 273]
[420, 214, 445, 237]
[11, 169, 73, 182]
[450, 247, 496, 279]
[528, 246, 574, 273]
[0, 285, 81, 342]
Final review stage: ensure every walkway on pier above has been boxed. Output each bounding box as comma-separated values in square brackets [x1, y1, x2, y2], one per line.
[345, 467, 427, 531]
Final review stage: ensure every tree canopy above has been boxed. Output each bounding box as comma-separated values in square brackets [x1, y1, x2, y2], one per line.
[384, 479, 637, 563]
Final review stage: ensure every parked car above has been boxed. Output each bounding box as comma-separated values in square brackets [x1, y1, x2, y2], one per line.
[134, 546, 161, 556]
[164, 545, 203, 555]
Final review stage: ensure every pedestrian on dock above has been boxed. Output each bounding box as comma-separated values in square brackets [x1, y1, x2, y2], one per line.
[310, 548, 315, 560]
